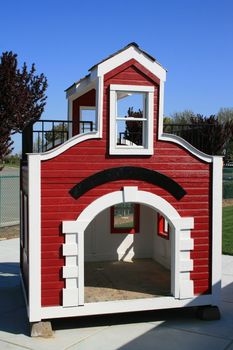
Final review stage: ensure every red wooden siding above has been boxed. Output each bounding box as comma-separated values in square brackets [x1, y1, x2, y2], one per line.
[40, 61, 212, 306]
[72, 89, 96, 135]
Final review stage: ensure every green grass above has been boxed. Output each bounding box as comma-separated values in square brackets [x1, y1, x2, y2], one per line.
[222, 206, 233, 255]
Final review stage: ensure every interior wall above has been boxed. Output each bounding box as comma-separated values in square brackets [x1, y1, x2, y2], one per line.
[84, 204, 170, 269]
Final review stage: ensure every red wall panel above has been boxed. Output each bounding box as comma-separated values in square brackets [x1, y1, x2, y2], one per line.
[40, 61, 212, 306]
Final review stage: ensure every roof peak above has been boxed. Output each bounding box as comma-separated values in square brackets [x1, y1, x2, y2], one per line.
[88, 42, 157, 72]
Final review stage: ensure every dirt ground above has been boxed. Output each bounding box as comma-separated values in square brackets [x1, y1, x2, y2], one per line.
[0, 225, 19, 240]
[85, 259, 171, 303]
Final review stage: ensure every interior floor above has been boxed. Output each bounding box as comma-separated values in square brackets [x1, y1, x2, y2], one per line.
[84, 258, 171, 303]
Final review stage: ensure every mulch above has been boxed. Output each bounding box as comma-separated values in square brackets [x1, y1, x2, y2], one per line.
[0, 199, 232, 240]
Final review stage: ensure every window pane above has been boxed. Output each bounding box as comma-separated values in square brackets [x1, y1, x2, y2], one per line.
[114, 203, 135, 229]
[117, 120, 143, 146]
[80, 108, 96, 132]
[116, 92, 146, 118]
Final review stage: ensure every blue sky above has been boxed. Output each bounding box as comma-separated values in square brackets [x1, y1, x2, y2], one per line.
[1, 0, 233, 154]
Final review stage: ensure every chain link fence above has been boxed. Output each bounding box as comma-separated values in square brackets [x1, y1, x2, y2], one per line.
[223, 167, 233, 199]
[0, 175, 20, 227]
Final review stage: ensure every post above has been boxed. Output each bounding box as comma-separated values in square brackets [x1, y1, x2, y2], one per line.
[22, 123, 33, 160]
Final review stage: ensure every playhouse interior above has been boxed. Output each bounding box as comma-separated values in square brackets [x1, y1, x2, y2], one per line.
[83, 203, 171, 303]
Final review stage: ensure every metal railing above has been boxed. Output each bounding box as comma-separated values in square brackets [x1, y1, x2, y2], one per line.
[163, 123, 217, 154]
[22, 119, 94, 157]
[118, 131, 142, 146]
[0, 175, 20, 227]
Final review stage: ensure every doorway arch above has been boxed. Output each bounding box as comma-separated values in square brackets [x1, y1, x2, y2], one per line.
[62, 187, 194, 307]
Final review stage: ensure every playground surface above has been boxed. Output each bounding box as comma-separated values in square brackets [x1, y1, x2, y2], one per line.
[0, 238, 233, 350]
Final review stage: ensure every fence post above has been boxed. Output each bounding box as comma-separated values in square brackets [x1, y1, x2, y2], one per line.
[22, 123, 33, 160]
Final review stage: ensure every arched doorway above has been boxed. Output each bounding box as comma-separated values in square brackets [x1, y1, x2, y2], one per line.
[62, 187, 194, 307]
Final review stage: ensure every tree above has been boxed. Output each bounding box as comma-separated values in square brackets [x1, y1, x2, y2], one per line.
[217, 107, 233, 123]
[170, 110, 196, 124]
[125, 107, 143, 145]
[175, 114, 233, 156]
[44, 123, 68, 145]
[0, 51, 47, 167]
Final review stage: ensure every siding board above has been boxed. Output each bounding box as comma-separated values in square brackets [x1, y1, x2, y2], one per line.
[39, 61, 212, 306]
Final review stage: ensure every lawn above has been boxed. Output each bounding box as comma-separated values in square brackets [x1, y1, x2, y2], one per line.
[222, 206, 233, 255]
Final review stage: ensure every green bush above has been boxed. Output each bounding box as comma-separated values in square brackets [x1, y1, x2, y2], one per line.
[223, 181, 233, 199]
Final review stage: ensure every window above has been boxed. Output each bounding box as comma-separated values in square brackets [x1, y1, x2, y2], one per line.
[109, 84, 154, 155]
[111, 203, 140, 234]
[157, 213, 169, 240]
[79, 106, 96, 133]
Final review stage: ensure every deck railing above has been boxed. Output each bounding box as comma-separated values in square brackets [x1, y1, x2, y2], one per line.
[22, 120, 229, 159]
[22, 119, 94, 158]
[163, 123, 217, 154]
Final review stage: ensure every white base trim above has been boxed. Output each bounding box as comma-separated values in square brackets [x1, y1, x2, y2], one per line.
[40, 294, 215, 321]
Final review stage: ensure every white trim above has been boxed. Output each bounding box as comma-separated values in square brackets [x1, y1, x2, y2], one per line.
[158, 80, 165, 137]
[109, 84, 154, 155]
[68, 98, 73, 137]
[66, 79, 95, 100]
[79, 106, 96, 133]
[28, 154, 41, 322]
[156, 79, 219, 164]
[211, 157, 223, 304]
[110, 84, 155, 92]
[159, 133, 215, 163]
[63, 243, 78, 256]
[97, 46, 166, 82]
[63, 188, 194, 306]
[96, 76, 103, 138]
[40, 294, 213, 320]
[31, 132, 100, 161]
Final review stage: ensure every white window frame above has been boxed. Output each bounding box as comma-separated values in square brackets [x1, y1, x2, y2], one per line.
[109, 84, 154, 155]
[79, 106, 96, 133]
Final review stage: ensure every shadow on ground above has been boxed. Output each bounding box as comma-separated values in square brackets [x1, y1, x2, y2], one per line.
[0, 260, 233, 350]
[0, 262, 30, 336]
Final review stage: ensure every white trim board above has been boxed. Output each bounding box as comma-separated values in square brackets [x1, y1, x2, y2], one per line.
[40, 294, 214, 320]
[28, 154, 41, 322]
[62, 187, 194, 308]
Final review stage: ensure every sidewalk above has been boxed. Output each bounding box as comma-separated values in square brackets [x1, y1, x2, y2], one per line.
[0, 238, 232, 350]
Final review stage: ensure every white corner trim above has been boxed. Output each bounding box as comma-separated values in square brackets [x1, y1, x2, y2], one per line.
[211, 156, 223, 303]
[28, 154, 41, 322]
[96, 76, 103, 138]
[158, 81, 165, 137]
[68, 98, 73, 138]
[97, 46, 166, 82]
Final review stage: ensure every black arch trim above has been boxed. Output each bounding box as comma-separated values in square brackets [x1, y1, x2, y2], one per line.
[69, 166, 186, 200]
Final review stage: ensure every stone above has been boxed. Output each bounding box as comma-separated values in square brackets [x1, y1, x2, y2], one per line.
[31, 321, 53, 337]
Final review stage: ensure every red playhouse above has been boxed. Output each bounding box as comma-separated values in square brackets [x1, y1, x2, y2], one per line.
[20, 43, 222, 327]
